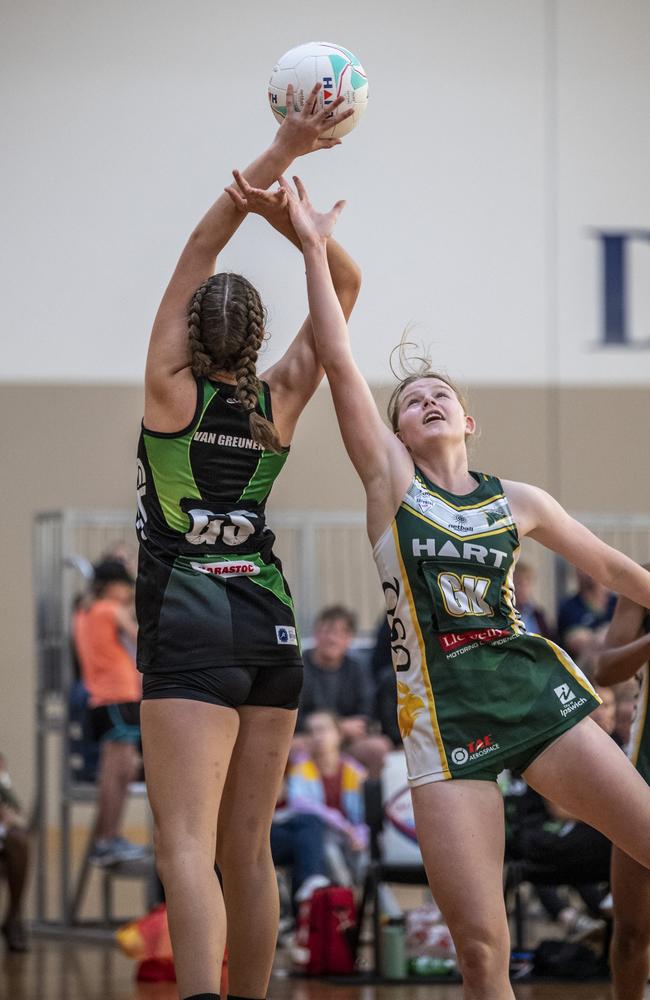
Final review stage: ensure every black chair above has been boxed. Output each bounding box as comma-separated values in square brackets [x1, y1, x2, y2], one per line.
[504, 856, 612, 956]
[355, 778, 428, 974]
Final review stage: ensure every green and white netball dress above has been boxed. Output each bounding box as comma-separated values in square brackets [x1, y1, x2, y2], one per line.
[627, 612, 650, 783]
[373, 469, 600, 784]
[135, 378, 301, 672]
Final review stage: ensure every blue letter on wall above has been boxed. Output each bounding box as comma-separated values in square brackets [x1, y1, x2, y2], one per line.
[594, 230, 650, 345]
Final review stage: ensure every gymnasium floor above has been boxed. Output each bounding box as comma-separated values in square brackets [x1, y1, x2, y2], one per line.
[3, 938, 649, 1000]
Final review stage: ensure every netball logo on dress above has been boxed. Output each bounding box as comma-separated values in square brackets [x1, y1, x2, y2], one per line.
[184, 507, 259, 547]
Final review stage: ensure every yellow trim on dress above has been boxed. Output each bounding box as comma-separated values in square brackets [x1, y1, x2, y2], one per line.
[402, 503, 515, 542]
[502, 543, 523, 634]
[392, 522, 451, 779]
[413, 476, 505, 511]
[542, 638, 601, 701]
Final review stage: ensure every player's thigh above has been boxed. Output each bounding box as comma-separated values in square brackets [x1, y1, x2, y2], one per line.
[141, 697, 240, 849]
[216, 703, 297, 862]
[523, 718, 650, 867]
[411, 778, 510, 948]
[611, 845, 650, 941]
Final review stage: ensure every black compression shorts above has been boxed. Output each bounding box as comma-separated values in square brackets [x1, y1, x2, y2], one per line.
[141, 664, 302, 710]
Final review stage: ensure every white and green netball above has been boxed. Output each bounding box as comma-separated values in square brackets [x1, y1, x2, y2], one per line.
[268, 41, 368, 139]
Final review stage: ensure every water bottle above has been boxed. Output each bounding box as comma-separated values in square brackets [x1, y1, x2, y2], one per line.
[380, 917, 407, 979]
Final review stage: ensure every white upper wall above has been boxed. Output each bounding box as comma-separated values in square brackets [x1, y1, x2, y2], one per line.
[1, 0, 648, 384]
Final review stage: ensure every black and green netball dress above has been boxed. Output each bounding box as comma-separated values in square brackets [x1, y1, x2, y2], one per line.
[627, 612, 650, 783]
[373, 469, 600, 784]
[135, 377, 301, 672]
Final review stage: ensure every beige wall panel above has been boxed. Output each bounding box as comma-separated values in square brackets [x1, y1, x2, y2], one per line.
[555, 388, 650, 513]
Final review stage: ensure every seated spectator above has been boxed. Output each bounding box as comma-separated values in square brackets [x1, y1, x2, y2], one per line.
[296, 606, 392, 777]
[271, 769, 330, 910]
[288, 711, 369, 886]
[557, 570, 616, 660]
[0, 754, 30, 952]
[513, 561, 555, 638]
[73, 560, 148, 866]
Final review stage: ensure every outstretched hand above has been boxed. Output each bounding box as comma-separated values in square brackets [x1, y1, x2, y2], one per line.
[225, 169, 289, 226]
[278, 175, 346, 249]
[274, 82, 354, 157]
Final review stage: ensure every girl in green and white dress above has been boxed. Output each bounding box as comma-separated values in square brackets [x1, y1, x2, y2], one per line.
[596, 583, 650, 1000]
[236, 174, 650, 1000]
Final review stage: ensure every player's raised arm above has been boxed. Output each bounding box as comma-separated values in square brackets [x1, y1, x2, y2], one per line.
[223, 169, 361, 443]
[281, 176, 411, 505]
[504, 480, 650, 610]
[144, 85, 353, 432]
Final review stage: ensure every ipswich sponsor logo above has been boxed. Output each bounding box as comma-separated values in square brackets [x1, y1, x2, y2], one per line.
[439, 627, 511, 653]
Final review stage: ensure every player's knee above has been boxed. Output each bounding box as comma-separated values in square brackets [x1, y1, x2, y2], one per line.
[455, 932, 507, 985]
[153, 828, 213, 884]
[216, 822, 272, 871]
[613, 920, 650, 955]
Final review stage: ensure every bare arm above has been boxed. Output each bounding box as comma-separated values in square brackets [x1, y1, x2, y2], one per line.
[144, 85, 352, 432]
[224, 171, 362, 442]
[281, 177, 412, 536]
[114, 604, 138, 644]
[595, 577, 650, 686]
[504, 480, 650, 609]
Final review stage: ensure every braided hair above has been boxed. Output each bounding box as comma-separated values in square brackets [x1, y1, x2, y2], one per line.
[188, 273, 282, 452]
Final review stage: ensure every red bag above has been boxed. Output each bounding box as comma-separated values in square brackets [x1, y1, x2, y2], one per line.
[293, 886, 357, 975]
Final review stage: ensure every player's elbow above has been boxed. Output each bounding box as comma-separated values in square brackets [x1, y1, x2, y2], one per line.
[346, 261, 362, 293]
[591, 656, 608, 686]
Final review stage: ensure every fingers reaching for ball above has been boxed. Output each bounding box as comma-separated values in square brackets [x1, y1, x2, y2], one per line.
[278, 175, 346, 247]
[224, 185, 247, 212]
[225, 170, 288, 218]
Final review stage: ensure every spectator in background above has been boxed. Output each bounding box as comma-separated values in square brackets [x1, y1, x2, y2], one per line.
[557, 570, 616, 660]
[73, 560, 148, 866]
[271, 765, 330, 910]
[105, 541, 138, 582]
[0, 754, 30, 952]
[513, 561, 555, 638]
[288, 711, 368, 886]
[296, 606, 392, 777]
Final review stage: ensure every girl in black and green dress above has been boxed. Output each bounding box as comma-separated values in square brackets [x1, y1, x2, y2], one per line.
[256, 173, 650, 1000]
[137, 87, 360, 1000]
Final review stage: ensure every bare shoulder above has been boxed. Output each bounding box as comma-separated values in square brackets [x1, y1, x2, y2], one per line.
[365, 440, 414, 546]
[144, 368, 198, 434]
[501, 479, 557, 537]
